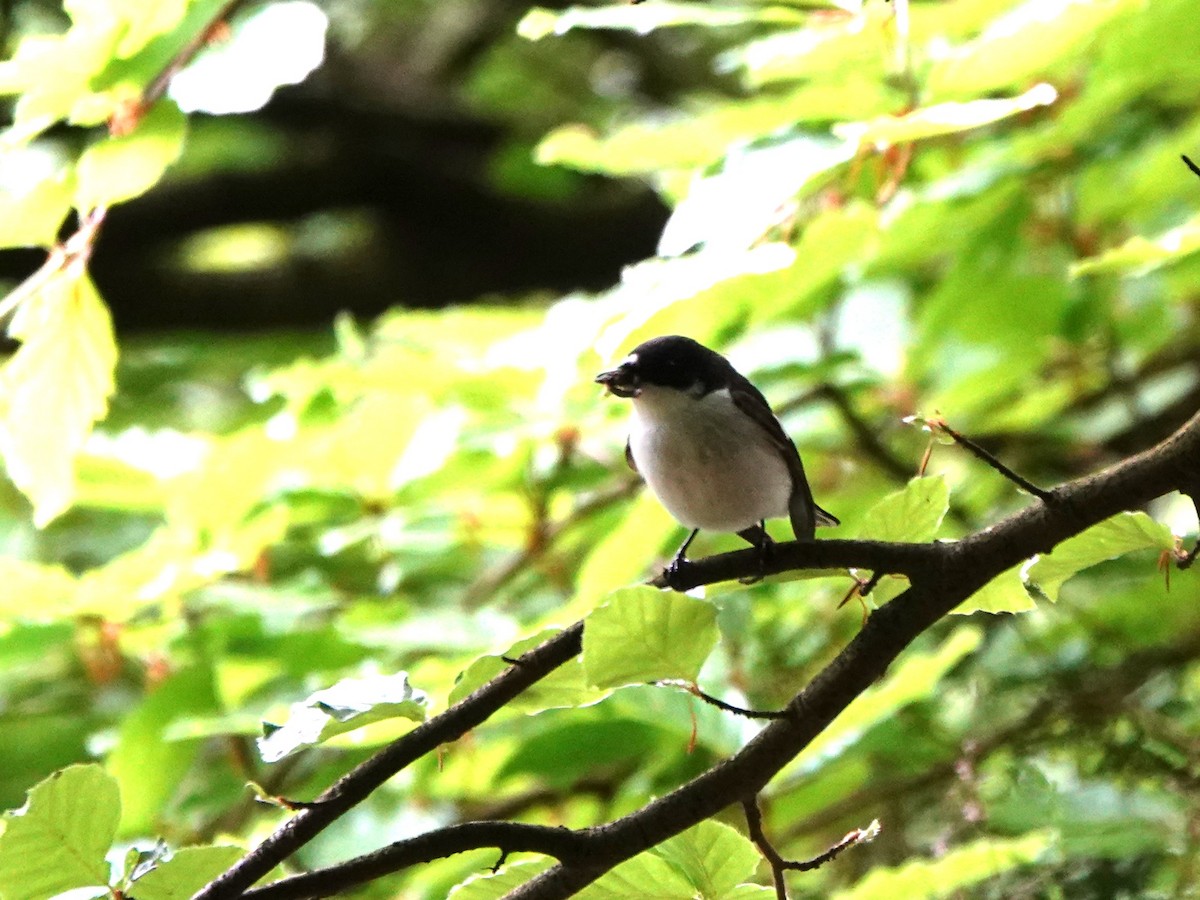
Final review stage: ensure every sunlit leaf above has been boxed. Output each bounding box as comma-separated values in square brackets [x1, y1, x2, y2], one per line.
[834, 84, 1058, 148]
[1071, 214, 1200, 277]
[1023, 512, 1175, 602]
[954, 565, 1037, 615]
[575, 851, 695, 900]
[449, 859, 553, 900]
[129, 846, 244, 900]
[651, 821, 761, 898]
[74, 100, 186, 209]
[537, 92, 843, 175]
[257, 672, 427, 762]
[0, 160, 73, 249]
[858, 476, 949, 543]
[0, 764, 119, 900]
[107, 667, 220, 836]
[0, 559, 76, 620]
[0, 271, 117, 526]
[832, 831, 1055, 899]
[659, 135, 857, 255]
[926, 0, 1140, 100]
[518, 4, 806, 41]
[450, 629, 608, 715]
[582, 587, 719, 689]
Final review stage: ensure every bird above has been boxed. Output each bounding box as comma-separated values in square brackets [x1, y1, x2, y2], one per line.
[595, 335, 838, 580]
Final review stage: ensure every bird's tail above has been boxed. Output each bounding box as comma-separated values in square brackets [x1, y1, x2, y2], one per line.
[815, 505, 839, 528]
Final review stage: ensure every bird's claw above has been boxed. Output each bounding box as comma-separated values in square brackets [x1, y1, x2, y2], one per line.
[662, 555, 689, 590]
[738, 540, 774, 585]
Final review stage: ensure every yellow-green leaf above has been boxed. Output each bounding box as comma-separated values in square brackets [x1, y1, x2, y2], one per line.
[1071, 214, 1200, 277]
[518, 3, 806, 41]
[834, 83, 1058, 148]
[832, 830, 1055, 900]
[74, 100, 186, 209]
[0, 272, 117, 526]
[0, 764, 120, 900]
[582, 586, 719, 689]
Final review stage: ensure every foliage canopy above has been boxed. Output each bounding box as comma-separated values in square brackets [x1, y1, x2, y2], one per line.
[1, 0, 1199, 898]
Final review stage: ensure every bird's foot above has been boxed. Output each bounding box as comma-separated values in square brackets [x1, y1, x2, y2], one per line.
[738, 538, 774, 585]
[662, 554, 690, 591]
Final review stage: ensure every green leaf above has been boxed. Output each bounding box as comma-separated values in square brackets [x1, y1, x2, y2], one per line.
[449, 859, 553, 900]
[1023, 511, 1175, 601]
[954, 565, 1037, 615]
[858, 476, 949, 543]
[450, 630, 608, 715]
[652, 820, 761, 898]
[0, 764, 120, 900]
[536, 93, 843, 175]
[518, 4, 806, 41]
[108, 666, 220, 836]
[831, 830, 1055, 900]
[0, 158, 73, 249]
[100, 0, 190, 58]
[0, 272, 117, 526]
[1070, 214, 1200, 277]
[793, 627, 982, 774]
[257, 671, 427, 762]
[572, 492, 680, 611]
[834, 84, 1058, 147]
[582, 587, 719, 689]
[575, 852, 696, 900]
[926, 0, 1140, 99]
[0, 559, 76, 620]
[659, 135, 857, 256]
[74, 100, 187, 209]
[129, 846, 244, 900]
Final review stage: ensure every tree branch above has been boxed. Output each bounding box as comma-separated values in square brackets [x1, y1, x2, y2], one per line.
[240, 822, 588, 900]
[191, 624, 584, 900]
[504, 411, 1200, 899]
[195, 411, 1200, 900]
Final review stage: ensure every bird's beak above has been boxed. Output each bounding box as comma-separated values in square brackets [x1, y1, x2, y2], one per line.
[595, 366, 640, 398]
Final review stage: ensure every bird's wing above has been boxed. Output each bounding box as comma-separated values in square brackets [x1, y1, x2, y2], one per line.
[624, 437, 638, 474]
[728, 378, 837, 540]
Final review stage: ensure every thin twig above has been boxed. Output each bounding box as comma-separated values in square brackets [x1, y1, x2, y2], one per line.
[925, 417, 1055, 502]
[138, 0, 250, 120]
[1183, 154, 1200, 180]
[669, 681, 787, 721]
[742, 795, 878, 899]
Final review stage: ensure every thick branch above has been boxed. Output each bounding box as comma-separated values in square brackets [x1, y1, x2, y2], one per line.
[191, 624, 583, 900]
[505, 411, 1200, 899]
[650, 538, 941, 591]
[241, 822, 587, 900]
[196, 411, 1199, 900]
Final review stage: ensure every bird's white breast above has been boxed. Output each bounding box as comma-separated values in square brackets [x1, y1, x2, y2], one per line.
[628, 385, 791, 533]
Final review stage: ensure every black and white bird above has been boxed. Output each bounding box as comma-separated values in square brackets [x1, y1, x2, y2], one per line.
[596, 335, 838, 576]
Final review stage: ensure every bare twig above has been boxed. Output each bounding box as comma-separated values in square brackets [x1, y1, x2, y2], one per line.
[670, 681, 787, 721]
[136, 0, 250, 122]
[743, 795, 877, 898]
[1183, 154, 1200, 180]
[922, 416, 1055, 502]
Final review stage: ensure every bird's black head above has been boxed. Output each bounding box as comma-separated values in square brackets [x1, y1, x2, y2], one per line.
[595, 335, 730, 398]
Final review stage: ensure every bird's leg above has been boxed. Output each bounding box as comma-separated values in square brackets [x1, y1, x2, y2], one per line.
[737, 522, 774, 584]
[663, 528, 700, 588]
